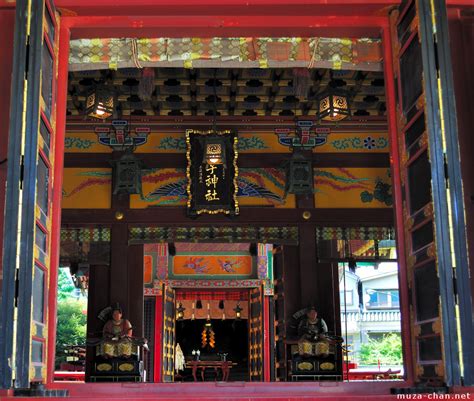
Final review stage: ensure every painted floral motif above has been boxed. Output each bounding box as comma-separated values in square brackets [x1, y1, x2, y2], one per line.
[314, 169, 371, 190]
[314, 168, 392, 208]
[156, 136, 268, 151]
[182, 257, 209, 273]
[364, 136, 376, 149]
[359, 170, 393, 206]
[217, 258, 241, 273]
[157, 137, 186, 150]
[63, 171, 111, 198]
[139, 168, 285, 205]
[237, 137, 269, 150]
[330, 136, 388, 151]
[65, 137, 95, 150]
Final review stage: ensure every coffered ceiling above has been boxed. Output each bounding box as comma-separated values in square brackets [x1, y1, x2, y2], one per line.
[67, 67, 386, 118]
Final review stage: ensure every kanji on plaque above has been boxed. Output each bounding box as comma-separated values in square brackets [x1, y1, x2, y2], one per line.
[205, 173, 219, 188]
[205, 189, 220, 201]
[186, 130, 239, 216]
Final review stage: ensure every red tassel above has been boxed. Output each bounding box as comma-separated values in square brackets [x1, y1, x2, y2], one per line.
[292, 68, 312, 98]
[139, 68, 155, 101]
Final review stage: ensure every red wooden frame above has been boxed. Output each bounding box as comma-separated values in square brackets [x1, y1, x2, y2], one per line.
[45, 1, 416, 393]
[263, 296, 270, 382]
[46, 16, 70, 385]
[154, 295, 163, 382]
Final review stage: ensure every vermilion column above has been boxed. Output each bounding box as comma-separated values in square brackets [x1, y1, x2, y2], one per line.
[154, 295, 163, 382]
[382, 24, 414, 384]
[263, 295, 270, 382]
[46, 20, 71, 385]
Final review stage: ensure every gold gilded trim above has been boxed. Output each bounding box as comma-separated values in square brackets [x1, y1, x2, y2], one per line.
[186, 129, 193, 210]
[96, 363, 112, 372]
[233, 135, 240, 215]
[118, 363, 135, 372]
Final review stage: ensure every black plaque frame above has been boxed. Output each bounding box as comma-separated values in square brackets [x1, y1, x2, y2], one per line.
[186, 129, 239, 216]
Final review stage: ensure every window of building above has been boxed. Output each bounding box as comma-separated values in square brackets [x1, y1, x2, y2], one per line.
[340, 290, 354, 306]
[367, 289, 399, 309]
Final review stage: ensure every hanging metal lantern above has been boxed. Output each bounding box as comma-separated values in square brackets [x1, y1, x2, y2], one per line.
[317, 87, 350, 122]
[233, 302, 243, 320]
[203, 138, 226, 165]
[285, 152, 313, 195]
[86, 85, 115, 120]
[176, 303, 185, 321]
[110, 153, 143, 195]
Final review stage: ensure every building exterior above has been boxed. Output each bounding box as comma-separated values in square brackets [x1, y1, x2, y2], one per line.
[0, 0, 473, 400]
[340, 264, 401, 363]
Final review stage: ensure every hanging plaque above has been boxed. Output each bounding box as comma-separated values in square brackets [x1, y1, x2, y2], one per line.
[186, 129, 239, 216]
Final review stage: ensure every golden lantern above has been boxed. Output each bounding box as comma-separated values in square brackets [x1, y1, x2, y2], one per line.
[234, 302, 243, 320]
[317, 87, 351, 122]
[203, 138, 226, 165]
[85, 85, 114, 120]
[176, 303, 185, 321]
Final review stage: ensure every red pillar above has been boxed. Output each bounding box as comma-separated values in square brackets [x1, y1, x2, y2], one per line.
[154, 295, 163, 382]
[382, 24, 414, 384]
[46, 20, 71, 385]
[263, 295, 270, 382]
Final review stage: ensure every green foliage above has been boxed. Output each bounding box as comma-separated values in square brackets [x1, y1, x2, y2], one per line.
[359, 333, 403, 365]
[57, 269, 76, 301]
[55, 269, 87, 368]
[55, 299, 87, 368]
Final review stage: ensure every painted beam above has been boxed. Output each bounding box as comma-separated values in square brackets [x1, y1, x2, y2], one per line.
[61, 208, 393, 226]
[61, 14, 388, 39]
[65, 116, 388, 133]
[63, 153, 390, 169]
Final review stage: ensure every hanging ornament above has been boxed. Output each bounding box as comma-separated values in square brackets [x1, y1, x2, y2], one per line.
[208, 327, 215, 348]
[201, 327, 208, 348]
[201, 319, 216, 349]
[138, 68, 155, 101]
[234, 302, 243, 320]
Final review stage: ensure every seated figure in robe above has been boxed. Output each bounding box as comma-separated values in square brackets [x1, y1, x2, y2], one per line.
[297, 307, 330, 357]
[99, 305, 134, 358]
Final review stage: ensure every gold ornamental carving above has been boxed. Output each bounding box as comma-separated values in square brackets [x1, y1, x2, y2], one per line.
[418, 133, 428, 149]
[97, 363, 112, 372]
[320, 362, 335, 371]
[297, 362, 314, 371]
[432, 319, 442, 334]
[416, 91, 425, 111]
[118, 363, 135, 372]
[427, 244, 436, 259]
[435, 363, 445, 378]
[415, 365, 424, 378]
[414, 325, 421, 337]
[423, 203, 433, 218]
[400, 151, 408, 168]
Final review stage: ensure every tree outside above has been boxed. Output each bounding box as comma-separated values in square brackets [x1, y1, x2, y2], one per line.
[359, 333, 403, 366]
[55, 269, 87, 368]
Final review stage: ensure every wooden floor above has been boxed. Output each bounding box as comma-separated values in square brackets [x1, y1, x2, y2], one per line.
[2, 382, 473, 401]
